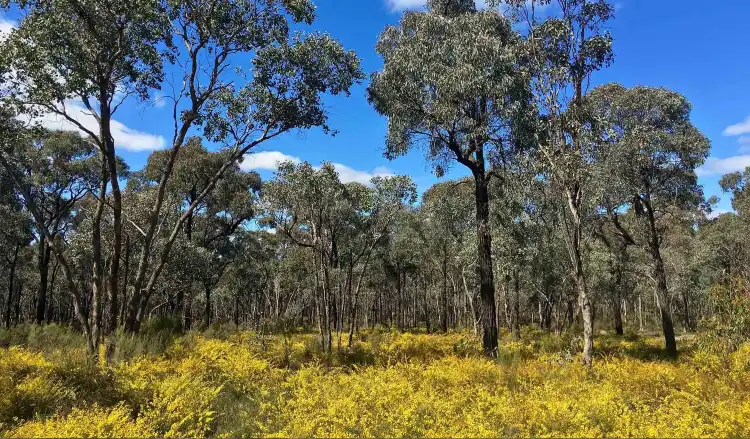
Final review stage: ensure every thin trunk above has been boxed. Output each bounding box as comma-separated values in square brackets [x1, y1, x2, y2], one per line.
[90, 151, 109, 353]
[35, 236, 51, 324]
[5, 245, 20, 328]
[513, 268, 521, 339]
[565, 188, 594, 365]
[203, 284, 212, 329]
[441, 253, 448, 333]
[101, 98, 122, 337]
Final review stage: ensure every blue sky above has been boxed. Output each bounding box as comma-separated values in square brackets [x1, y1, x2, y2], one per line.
[2, 0, 749, 213]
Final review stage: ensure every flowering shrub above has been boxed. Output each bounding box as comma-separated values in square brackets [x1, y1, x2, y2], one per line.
[1, 331, 749, 438]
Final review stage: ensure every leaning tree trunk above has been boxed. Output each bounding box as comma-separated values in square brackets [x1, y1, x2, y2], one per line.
[644, 198, 677, 357]
[474, 172, 498, 356]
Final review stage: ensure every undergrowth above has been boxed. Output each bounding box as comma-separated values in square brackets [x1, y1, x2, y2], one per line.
[1, 325, 749, 438]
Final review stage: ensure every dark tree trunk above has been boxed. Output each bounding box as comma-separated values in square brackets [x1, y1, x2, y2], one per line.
[513, 268, 521, 339]
[203, 284, 212, 329]
[613, 259, 624, 336]
[35, 235, 52, 324]
[644, 198, 677, 357]
[5, 245, 20, 328]
[474, 173, 498, 356]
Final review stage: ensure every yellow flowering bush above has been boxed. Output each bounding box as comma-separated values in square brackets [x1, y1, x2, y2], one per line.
[5, 404, 153, 438]
[2, 330, 750, 438]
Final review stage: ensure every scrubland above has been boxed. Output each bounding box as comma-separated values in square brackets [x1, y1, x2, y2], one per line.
[1, 324, 749, 438]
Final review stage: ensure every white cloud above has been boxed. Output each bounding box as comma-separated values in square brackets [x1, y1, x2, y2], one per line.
[707, 208, 732, 220]
[241, 151, 301, 171]
[31, 101, 166, 152]
[696, 155, 750, 177]
[0, 16, 16, 41]
[385, 0, 426, 10]
[385, 0, 551, 13]
[738, 136, 750, 153]
[153, 92, 167, 109]
[332, 163, 394, 184]
[723, 116, 750, 136]
[241, 150, 395, 185]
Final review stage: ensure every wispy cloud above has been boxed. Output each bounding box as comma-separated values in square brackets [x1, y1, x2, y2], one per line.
[2, 17, 164, 152]
[29, 101, 166, 152]
[241, 151, 395, 185]
[384, 0, 552, 13]
[707, 208, 732, 220]
[739, 136, 750, 153]
[697, 155, 750, 177]
[153, 92, 167, 109]
[0, 16, 16, 41]
[723, 116, 750, 137]
[241, 151, 301, 171]
[385, 0, 427, 11]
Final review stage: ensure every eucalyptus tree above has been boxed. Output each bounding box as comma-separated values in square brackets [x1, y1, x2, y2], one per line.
[368, 0, 532, 355]
[264, 161, 415, 350]
[587, 83, 710, 356]
[421, 180, 474, 333]
[0, 127, 111, 347]
[122, 0, 364, 334]
[126, 136, 261, 329]
[264, 162, 351, 352]
[344, 176, 417, 344]
[15, 131, 101, 324]
[500, 0, 615, 364]
[0, 154, 30, 329]
[720, 167, 750, 219]
[1, 0, 363, 344]
[1, 0, 171, 346]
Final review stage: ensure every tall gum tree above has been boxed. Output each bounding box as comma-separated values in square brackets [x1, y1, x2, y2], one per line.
[1, 0, 363, 345]
[587, 83, 710, 357]
[0, 0, 169, 353]
[368, 0, 532, 356]
[122, 0, 364, 333]
[500, 0, 615, 364]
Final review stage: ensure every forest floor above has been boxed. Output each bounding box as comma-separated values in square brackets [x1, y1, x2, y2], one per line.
[1, 324, 749, 438]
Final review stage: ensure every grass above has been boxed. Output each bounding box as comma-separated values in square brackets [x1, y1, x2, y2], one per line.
[1, 324, 749, 438]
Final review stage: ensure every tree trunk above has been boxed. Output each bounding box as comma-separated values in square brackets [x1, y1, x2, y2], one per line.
[35, 235, 51, 324]
[100, 98, 122, 337]
[441, 253, 449, 333]
[565, 189, 594, 365]
[5, 244, 20, 329]
[474, 174, 498, 356]
[513, 268, 521, 339]
[644, 198, 677, 357]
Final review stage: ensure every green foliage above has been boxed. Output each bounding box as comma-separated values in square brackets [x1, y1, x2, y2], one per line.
[700, 277, 750, 353]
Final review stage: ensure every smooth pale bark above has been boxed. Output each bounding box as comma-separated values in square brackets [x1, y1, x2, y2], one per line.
[565, 189, 594, 365]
